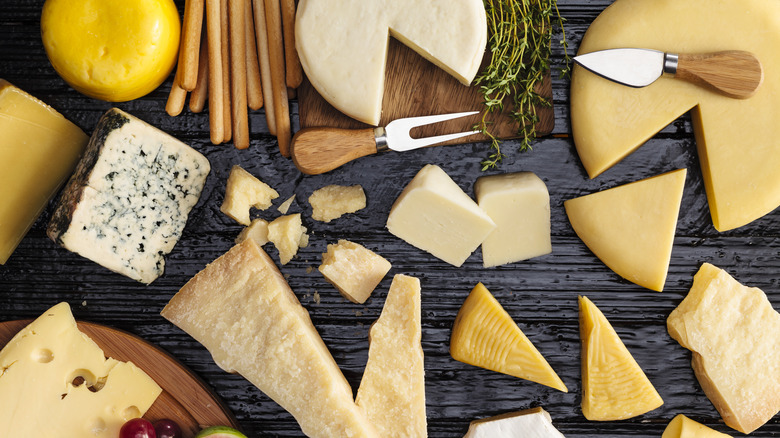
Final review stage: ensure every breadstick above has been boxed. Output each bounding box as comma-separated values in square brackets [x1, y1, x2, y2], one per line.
[221, 0, 232, 142]
[280, 0, 302, 89]
[253, 0, 276, 135]
[189, 32, 209, 113]
[229, 0, 249, 150]
[180, 0, 204, 90]
[264, 0, 291, 156]
[206, 0, 224, 143]
[165, 67, 187, 116]
[245, 0, 263, 110]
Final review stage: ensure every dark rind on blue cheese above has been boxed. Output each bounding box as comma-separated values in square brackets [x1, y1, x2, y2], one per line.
[47, 108, 211, 284]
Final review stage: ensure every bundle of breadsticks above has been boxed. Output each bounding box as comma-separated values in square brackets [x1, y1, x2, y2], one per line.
[166, 0, 301, 155]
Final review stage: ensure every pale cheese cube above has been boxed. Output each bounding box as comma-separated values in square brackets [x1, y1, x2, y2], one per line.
[235, 218, 269, 246]
[268, 214, 308, 264]
[220, 165, 279, 225]
[319, 240, 391, 304]
[309, 185, 366, 222]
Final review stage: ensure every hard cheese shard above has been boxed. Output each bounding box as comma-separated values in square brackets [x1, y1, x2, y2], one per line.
[463, 407, 565, 438]
[161, 240, 379, 438]
[0, 302, 161, 438]
[319, 240, 391, 304]
[356, 274, 426, 437]
[667, 263, 780, 434]
[296, 0, 487, 125]
[571, 0, 780, 231]
[564, 169, 686, 291]
[579, 296, 663, 421]
[450, 283, 567, 392]
[47, 108, 210, 284]
[662, 414, 732, 438]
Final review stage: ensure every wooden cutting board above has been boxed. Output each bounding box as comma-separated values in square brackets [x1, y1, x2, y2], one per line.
[0, 320, 239, 438]
[298, 38, 554, 145]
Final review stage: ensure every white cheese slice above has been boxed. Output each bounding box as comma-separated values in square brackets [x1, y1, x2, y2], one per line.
[463, 407, 565, 438]
[295, 0, 487, 125]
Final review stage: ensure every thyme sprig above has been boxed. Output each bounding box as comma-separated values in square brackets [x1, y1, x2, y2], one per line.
[476, 0, 569, 170]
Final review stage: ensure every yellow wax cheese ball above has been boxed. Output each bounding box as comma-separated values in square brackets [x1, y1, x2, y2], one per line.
[41, 0, 180, 102]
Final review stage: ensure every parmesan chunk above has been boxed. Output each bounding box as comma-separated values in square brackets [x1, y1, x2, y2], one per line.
[235, 218, 269, 246]
[309, 185, 366, 222]
[220, 165, 279, 225]
[319, 240, 391, 304]
[268, 214, 308, 264]
[278, 194, 296, 214]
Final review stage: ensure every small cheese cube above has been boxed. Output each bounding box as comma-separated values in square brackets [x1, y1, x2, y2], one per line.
[463, 407, 565, 438]
[319, 240, 391, 304]
[220, 165, 279, 225]
[475, 172, 552, 267]
[386, 164, 495, 267]
[309, 185, 366, 222]
[268, 214, 308, 264]
[235, 218, 269, 246]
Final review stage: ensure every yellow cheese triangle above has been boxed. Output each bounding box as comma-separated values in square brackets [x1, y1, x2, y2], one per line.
[564, 169, 686, 291]
[571, 0, 780, 231]
[663, 414, 732, 438]
[450, 283, 567, 392]
[579, 296, 663, 421]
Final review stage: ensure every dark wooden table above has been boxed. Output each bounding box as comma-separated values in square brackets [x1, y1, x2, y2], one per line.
[1, 1, 778, 437]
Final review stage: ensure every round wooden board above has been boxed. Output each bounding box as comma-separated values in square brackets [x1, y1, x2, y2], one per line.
[0, 319, 240, 438]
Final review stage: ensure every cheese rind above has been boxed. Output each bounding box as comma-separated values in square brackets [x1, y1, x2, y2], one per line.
[220, 165, 279, 226]
[319, 240, 391, 304]
[387, 165, 496, 267]
[463, 407, 565, 438]
[309, 185, 366, 223]
[667, 264, 780, 434]
[162, 240, 379, 438]
[356, 274, 426, 438]
[662, 414, 732, 438]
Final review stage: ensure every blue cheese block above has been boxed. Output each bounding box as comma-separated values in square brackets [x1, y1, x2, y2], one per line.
[47, 108, 210, 284]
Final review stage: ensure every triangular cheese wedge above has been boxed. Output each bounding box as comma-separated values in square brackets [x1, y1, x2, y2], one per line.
[564, 169, 686, 291]
[356, 274, 426, 438]
[571, 0, 780, 231]
[663, 414, 732, 438]
[579, 296, 663, 420]
[450, 283, 567, 392]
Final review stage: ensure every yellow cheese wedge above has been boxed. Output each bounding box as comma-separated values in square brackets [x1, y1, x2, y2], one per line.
[570, 0, 780, 231]
[0, 302, 161, 438]
[667, 263, 780, 434]
[161, 240, 379, 438]
[663, 414, 732, 438]
[41, 0, 180, 101]
[356, 274, 426, 437]
[0, 80, 88, 264]
[564, 169, 686, 291]
[579, 296, 663, 421]
[450, 283, 567, 392]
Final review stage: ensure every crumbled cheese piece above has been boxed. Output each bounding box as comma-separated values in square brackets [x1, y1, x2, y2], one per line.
[277, 194, 296, 214]
[319, 240, 391, 304]
[309, 185, 366, 222]
[220, 165, 279, 225]
[235, 218, 269, 246]
[268, 214, 308, 264]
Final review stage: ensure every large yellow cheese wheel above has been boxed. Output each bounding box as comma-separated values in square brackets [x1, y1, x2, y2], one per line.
[41, 0, 180, 102]
[571, 0, 780, 231]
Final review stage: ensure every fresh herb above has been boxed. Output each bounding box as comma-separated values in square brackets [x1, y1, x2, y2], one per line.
[476, 0, 570, 170]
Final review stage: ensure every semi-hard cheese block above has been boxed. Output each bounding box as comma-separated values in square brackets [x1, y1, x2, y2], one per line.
[450, 283, 567, 392]
[564, 169, 686, 291]
[0, 302, 161, 438]
[387, 165, 495, 267]
[663, 414, 732, 438]
[667, 263, 780, 434]
[296, 0, 486, 125]
[463, 407, 565, 438]
[319, 240, 391, 304]
[267, 214, 308, 264]
[47, 108, 210, 284]
[356, 274, 426, 437]
[579, 296, 663, 420]
[309, 185, 366, 222]
[0, 80, 88, 265]
[571, 0, 780, 231]
[161, 240, 379, 438]
[220, 165, 279, 226]
[475, 172, 552, 267]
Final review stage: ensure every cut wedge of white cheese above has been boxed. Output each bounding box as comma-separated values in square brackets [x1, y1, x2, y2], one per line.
[463, 407, 564, 438]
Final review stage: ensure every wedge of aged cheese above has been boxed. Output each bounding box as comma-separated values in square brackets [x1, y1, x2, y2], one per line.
[571, 0, 780, 231]
[296, 0, 487, 125]
[47, 108, 210, 284]
[319, 240, 391, 304]
[0, 80, 88, 265]
[0, 302, 161, 438]
[387, 165, 496, 267]
[220, 165, 279, 226]
[564, 169, 686, 291]
[309, 185, 366, 223]
[450, 283, 567, 392]
[475, 172, 552, 267]
[663, 414, 732, 438]
[356, 274, 426, 437]
[235, 218, 269, 246]
[463, 407, 565, 438]
[268, 214, 308, 264]
[579, 296, 663, 420]
[667, 263, 780, 434]
[161, 240, 379, 438]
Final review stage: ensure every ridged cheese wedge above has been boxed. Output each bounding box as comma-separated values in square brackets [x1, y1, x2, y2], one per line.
[564, 169, 686, 291]
[450, 283, 567, 392]
[662, 414, 732, 438]
[579, 296, 663, 420]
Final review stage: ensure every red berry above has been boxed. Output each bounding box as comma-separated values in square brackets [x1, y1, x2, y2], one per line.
[120, 418, 157, 438]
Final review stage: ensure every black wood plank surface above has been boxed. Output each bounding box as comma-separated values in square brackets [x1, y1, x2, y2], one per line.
[1, 1, 778, 437]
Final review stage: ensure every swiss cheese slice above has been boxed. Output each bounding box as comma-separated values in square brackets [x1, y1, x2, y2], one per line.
[579, 296, 663, 421]
[662, 414, 732, 438]
[450, 283, 567, 392]
[356, 274, 426, 437]
[564, 169, 686, 291]
[667, 263, 780, 434]
[161, 240, 379, 438]
[571, 0, 780, 231]
[295, 0, 487, 125]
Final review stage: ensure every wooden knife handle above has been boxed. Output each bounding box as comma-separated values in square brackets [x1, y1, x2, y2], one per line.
[676, 51, 763, 99]
[291, 127, 379, 175]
